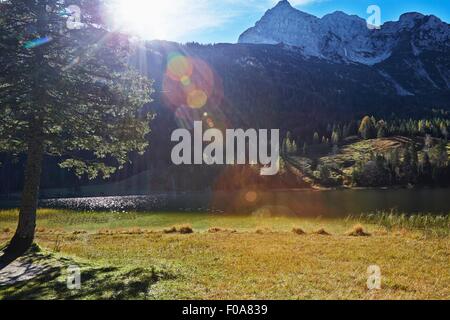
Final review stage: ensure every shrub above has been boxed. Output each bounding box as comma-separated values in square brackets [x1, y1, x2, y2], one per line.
[164, 225, 194, 234]
[314, 228, 331, 236]
[178, 225, 194, 234]
[163, 226, 177, 234]
[72, 230, 88, 235]
[120, 228, 145, 235]
[346, 224, 371, 237]
[208, 227, 236, 234]
[292, 227, 306, 235]
[255, 227, 272, 234]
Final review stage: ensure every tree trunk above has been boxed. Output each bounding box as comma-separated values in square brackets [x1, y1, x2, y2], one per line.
[2, 138, 44, 260]
[1, 3, 47, 267]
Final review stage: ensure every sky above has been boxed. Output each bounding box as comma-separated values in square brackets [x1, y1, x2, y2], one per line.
[112, 0, 450, 44]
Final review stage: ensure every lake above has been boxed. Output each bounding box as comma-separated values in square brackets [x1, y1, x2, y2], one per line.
[10, 188, 445, 216]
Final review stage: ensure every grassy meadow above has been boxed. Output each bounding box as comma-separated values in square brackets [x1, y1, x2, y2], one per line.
[0, 209, 449, 300]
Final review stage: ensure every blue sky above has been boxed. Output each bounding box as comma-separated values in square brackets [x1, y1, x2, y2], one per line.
[144, 0, 449, 44]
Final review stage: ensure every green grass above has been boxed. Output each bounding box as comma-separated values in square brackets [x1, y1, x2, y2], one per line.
[0, 209, 369, 234]
[1, 209, 449, 300]
[349, 211, 450, 237]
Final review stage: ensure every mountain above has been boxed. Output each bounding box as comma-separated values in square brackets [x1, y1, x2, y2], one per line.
[141, 39, 449, 129]
[239, 0, 450, 66]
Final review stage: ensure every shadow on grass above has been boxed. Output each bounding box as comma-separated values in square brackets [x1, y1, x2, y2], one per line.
[0, 246, 174, 300]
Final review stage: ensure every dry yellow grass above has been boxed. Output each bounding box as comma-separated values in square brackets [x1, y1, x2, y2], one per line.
[6, 230, 445, 300]
[1, 209, 449, 300]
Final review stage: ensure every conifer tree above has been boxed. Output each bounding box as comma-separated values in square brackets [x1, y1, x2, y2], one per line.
[0, 0, 153, 259]
[359, 116, 376, 140]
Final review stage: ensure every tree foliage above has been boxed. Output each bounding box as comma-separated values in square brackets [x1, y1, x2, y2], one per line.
[358, 116, 376, 140]
[0, 0, 154, 179]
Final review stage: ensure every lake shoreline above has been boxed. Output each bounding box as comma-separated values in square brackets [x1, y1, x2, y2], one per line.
[1, 184, 448, 201]
[2, 188, 450, 216]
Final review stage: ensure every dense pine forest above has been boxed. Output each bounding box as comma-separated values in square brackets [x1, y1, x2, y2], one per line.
[1, 113, 449, 195]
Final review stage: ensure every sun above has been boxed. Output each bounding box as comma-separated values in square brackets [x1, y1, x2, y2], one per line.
[111, 0, 176, 39]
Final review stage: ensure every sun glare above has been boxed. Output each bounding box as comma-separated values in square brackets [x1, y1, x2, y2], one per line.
[112, 0, 176, 39]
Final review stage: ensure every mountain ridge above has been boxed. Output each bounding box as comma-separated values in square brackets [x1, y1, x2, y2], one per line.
[238, 0, 450, 66]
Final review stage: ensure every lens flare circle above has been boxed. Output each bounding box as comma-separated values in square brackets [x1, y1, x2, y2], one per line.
[187, 89, 208, 109]
[167, 53, 193, 82]
[163, 52, 222, 112]
[245, 191, 258, 203]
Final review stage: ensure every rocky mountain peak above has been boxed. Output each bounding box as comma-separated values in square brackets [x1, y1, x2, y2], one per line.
[238, 2, 449, 66]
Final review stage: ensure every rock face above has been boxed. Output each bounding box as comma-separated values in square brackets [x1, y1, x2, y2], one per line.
[239, 0, 450, 66]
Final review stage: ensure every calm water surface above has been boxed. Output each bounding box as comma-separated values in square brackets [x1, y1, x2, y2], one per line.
[10, 188, 446, 216]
